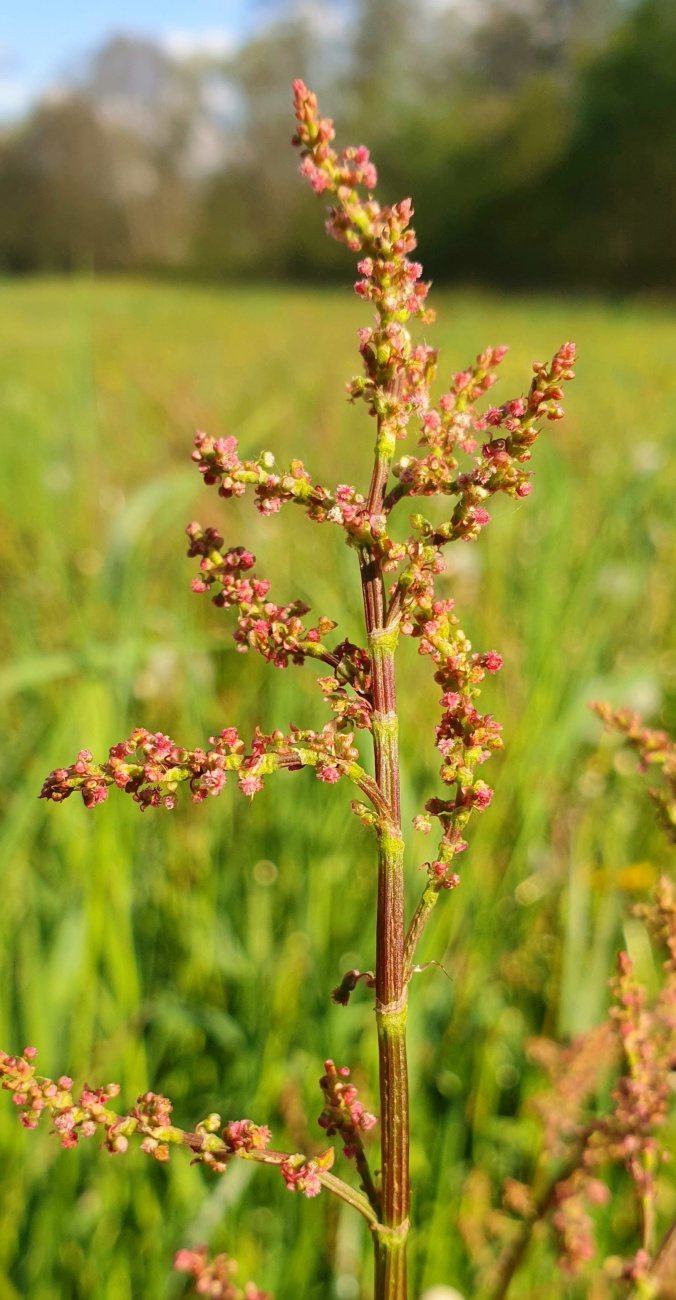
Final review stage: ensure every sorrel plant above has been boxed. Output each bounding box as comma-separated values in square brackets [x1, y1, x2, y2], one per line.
[1, 84, 577, 1300]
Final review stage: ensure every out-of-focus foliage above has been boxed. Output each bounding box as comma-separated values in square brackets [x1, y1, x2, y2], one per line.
[1, 0, 675, 290]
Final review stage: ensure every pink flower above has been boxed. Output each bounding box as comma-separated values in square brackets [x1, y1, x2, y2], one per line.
[223, 1119, 271, 1152]
[422, 411, 441, 434]
[472, 783, 493, 810]
[54, 1110, 76, 1132]
[281, 1158, 322, 1198]
[317, 764, 340, 784]
[412, 814, 432, 834]
[238, 771, 264, 797]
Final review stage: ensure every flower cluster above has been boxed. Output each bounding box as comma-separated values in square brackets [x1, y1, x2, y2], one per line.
[400, 577, 503, 880]
[387, 345, 508, 499]
[191, 435, 398, 561]
[192, 434, 322, 517]
[316, 638, 373, 732]
[388, 342, 575, 522]
[279, 1147, 335, 1198]
[0, 1047, 198, 1160]
[292, 81, 377, 200]
[592, 702, 676, 843]
[174, 1247, 271, 1300]
[318, 1060, 377, 1159]
[293, 77, 574, 540]
[186, 525, 374, 730]
[0, 1047, 124, 1150]
[39, 723, 371, 811]
[293, 78, 435, 454]
[0, 1046, 338, 1206]
[191, 1118, 275, 1174]
[186, 523, 337, 668]
[538, 937, 675, 1277]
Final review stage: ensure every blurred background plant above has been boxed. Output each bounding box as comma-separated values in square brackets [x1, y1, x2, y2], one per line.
[2, 0, 676, 291]
[0, 1, 675, 1298]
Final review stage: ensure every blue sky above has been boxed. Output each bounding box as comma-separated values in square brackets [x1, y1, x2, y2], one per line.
[0, 1, 258, 117]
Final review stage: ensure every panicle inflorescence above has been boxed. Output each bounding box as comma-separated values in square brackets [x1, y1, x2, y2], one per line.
[0, 1045, 345, 1213]
[28, 83, 580, 1296]
[388, 341, 575, 517]
[39, 80, 575, 912]
[190, 434, 398, 559]
[186, 525, 336, 668]
[39, 724, 371, 811]
[0, 1046, 266, 1166]
[291, 86, 574, 894]
[404, 586, 504, 880]
[526, 1023, 619, 1164]
[292, 79, 435, 454]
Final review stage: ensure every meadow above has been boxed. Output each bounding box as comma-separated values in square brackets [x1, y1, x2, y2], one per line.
[0, 277, 675, 1300]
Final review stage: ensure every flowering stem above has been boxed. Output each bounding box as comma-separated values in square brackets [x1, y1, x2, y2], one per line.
[319, 1170, 379, 1224]
[362, 429, 410, 1298]
[353, 1137, 382, 1215]
[182, 1138, 379, 1223]
[403, 882, 442, 982]
[26, 82, 582, 1299]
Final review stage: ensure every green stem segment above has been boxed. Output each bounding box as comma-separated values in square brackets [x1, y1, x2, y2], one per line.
[404, 882, 443, 983]
[373, 1225, 408, 1300]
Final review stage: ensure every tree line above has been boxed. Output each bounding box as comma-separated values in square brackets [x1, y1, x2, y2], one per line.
[1, 0, 674, 292]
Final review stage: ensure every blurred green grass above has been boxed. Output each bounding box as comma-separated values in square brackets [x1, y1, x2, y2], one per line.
[0, 277, 674, 1300]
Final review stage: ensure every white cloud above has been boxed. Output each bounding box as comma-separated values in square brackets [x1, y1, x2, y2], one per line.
[0, 79, 34, 119]
[162, 28, 236, 61]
